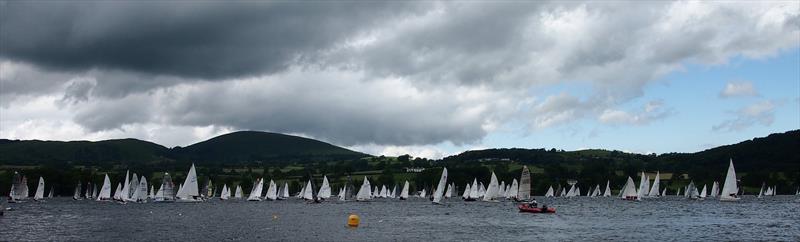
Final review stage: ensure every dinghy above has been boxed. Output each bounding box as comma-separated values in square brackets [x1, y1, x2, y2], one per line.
[544, 186, 554, 197]
[465, 179, 480, 201]
[710, 181, 719, 198]
[235, 185, 244, 199]
[97, 174, 112, 201]
[483, 171, 500, 202]
[155, 173, 175, 202]
[720, 159, 740, 201]
[506, 179, 518, 199]
[462, 183, 471, 200]
[699, 184, 707, 199]
[302, 180, 315, 201]
[48, 187, 54, 198]
[281, 183, 290, 200]
[620, 176, 638, 201]
[517, 166, 531, 201]
[356, 177, 372, 201]
[220, 184, 230, 200]
[603, 181, 612, 197]
[134, 176, 148, 203]
[73, 182, 82, 200]
[648, 172, 661, 197]
[33, 177, 45, 201]
[318, 176, 331, 200]
[8, 172, 24, 203]
[432, 168, 448, 204]
[176, 164, 203, 202]
[248, 178, 264, 201]
[399, 180, 409, 200]
[518, 203, 556, 213]
[265, 180, 277, 200]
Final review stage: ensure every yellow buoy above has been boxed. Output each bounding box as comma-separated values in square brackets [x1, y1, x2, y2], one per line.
[347, 214, 360, 227]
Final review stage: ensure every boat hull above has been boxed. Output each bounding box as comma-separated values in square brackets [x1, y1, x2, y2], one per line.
[518, 204, 556, 213]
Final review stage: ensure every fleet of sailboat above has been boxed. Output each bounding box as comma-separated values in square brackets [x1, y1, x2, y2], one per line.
[6, 158, 773, 207]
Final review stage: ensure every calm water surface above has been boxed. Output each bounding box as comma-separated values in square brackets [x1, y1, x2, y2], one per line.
[1, 196, 798, 241]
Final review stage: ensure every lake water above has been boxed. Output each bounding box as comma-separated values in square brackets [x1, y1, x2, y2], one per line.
[1, 196, 799, 241]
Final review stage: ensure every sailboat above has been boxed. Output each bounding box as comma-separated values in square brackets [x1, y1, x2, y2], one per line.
[545, 186, 554, 197]
[281, 182, 290, 200]
[444, 184, 452, 198]
[302, 180, 315, 201]
[220, 184, 230, 200]
[466, 178, 480, 201]
[620, 176, 638, 200]
[120, 170, 131, 201]
[506, 179, 518, 199]
[720, 159, 740, 201]
[757, 183, 765, 198]
[419, 188, 427, 198]
[462, 183, 471, 200]
[97, 174, 112, 201]
[73, 182, 82, 200]
[648, 172, 661, 197]
[432, 168, 448, 204]
[636, 172, 648, 199]
[710, 181, 720, 198]
[265, 180, 277, 200]
[483, 171, 500, 202]
[565, 183, 576, 198]
[318, 176, 331, 200]
[686, 181, 700, 199]
[235, 185, 244, 199]
[498, 181, 506, 199]
[33, 177, 45, 201]
[661, 188, 667, 197]
[517, 166, 531, 201]
[126, 174, 138, 202]
[113, 183, 122, 201]
[8, 171, 23, 203]
[133, 176, 148, 203]
[699, 184, 708, 199]
[399, 180, 409, 200]
[155, 172, 175, 202]
[248, 178, 264, 201]
[48, 187, 54, 198]
[603, 181, 612, 197]
[176, 164, 202, 202]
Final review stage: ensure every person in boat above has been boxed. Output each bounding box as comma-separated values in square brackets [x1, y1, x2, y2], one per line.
[540, 204, 548, 213]
[527, 198, 538, 208]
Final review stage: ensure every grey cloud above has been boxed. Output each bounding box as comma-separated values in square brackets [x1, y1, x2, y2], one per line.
[1, 1, 421, 79]
[712, 100, 778, 132]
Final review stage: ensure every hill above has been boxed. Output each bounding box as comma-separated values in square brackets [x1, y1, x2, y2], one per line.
[172, 131, 368, 164]
[0, 131, 368, 166]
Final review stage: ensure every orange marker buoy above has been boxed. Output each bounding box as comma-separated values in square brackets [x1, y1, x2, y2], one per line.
[347, 214, 360, 227]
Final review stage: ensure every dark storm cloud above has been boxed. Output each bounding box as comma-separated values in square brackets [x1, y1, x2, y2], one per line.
[0, 1, 422, 79]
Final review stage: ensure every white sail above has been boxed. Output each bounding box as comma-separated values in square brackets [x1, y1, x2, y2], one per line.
[34, 177, 45, 200]
[356, 176, 371, 201]
[419, 188, 427, 198]
[281, 183, 290, 198]
[235, 185, 243, 199]
[155, 184, 164, 200]
[73, 182, 82, 200]
[148, 185, 155, 199]
[302, 180, 314, 200]
[462, 184, 471, 199]
[710, 181, 719, 198]
[700, 184, 707, 198]
[264, 180, 277, 200]
[127, 173, 138, 201]
[566, 184, 576, 197]
[120, 170, 130, 201]
[498, 181, 506, 198]
[593, 185, 602, 197]
[432, 168, 448, 204]
[637, 172, 648, 199]
[135, 176, 148, 202]
[621, 176, 638, 200]
[318, 176, 331, 199]
[220, 184, 230, 200]
[469, 179, 480, 199]
[477, 183, 485, 197]
[113, 183, 122, 200]
[97, 174, 112, 200]
[248, 178, 264, 201]
[720, 159, 740, 201]
[483, 171, 499, 202]
[373, 186, 380, 198]
[603, 181, 611, 197]
[48, 187, 53, 198]
[444, 184, 452, 198]
[648, 172, 661, 197]
[176, 164, 201, 202]
[507, 179, 518, 199]
[400, 181, 409, 199]
[545, 186, 554, 197]
[518, 166, 531, 201]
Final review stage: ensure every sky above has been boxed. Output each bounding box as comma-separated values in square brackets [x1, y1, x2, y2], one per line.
[1, 1, 798, 159]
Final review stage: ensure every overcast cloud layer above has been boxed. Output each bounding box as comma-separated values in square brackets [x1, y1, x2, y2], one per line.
[1, 1, 798, 157]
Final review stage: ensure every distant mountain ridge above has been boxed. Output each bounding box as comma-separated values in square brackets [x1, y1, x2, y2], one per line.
[0, 131, 368, 165]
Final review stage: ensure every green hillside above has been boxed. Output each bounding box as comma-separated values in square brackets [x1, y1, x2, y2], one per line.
[172, 131, 369, 164]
